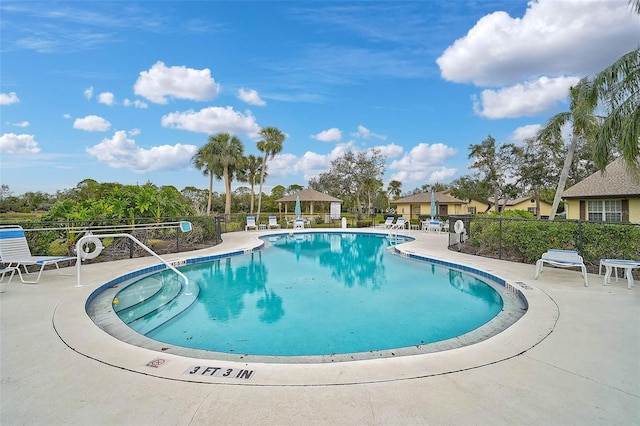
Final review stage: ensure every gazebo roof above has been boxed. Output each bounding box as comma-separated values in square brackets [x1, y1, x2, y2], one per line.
[275, 188, 343, 203]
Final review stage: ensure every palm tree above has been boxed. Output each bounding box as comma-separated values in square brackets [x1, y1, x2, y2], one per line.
[206, 133, 245, 219]
[192, 141, 220, 215]
[580, 2, 639, 173]
[538, 81, 599, 220]
[586, 47, 640, 173]
[239, 154, 264, 214]
[387, 180, 402, 208]
[256, 126, 285, 220]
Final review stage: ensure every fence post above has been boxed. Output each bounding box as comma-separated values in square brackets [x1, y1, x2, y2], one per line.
[499, 218, 503, 260]
[578, 220, 584, 256]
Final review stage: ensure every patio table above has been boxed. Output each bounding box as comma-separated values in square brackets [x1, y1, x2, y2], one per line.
[599, 259, 640, 289]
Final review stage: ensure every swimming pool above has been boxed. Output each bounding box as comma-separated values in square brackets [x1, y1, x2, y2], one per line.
[89, 232, 524, 362]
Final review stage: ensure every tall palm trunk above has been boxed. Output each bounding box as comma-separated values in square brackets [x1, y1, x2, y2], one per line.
[549, 134, 578, 220]
[207, 173, 213, 216]
[223, 165, 232, 220]
[256, 153, 268, 220]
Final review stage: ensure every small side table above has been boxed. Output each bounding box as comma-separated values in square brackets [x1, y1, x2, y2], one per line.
[258, 224, 267, 230]
[600, 259, 640, 289]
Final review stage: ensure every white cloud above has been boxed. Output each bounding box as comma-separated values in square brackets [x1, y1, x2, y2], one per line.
[134, 61, 221, 104]
[86, 130, 198, 173]
[473, 75, 580, 119]
[128, 128, 141, 136]
[98, 91, 115, 105]
[84, 86, 93, 100]
[0, 92, 20, 105]
[437, 0, 639, 86]
[73, 115, 112, 131]
[123, 98, 148, 108]
[63, 113, 71, 119]
[312, 127, 342, 142]
[12, 121, 30, 128]
[238, 88, 266, 106]
[373, 142, 403, 159]
[511, 124, 542, 143]
[0, 133, 40, 154]
[388, 142, 457, 184]
[161, 106, 260, 137]
[351, 125, 387, 140]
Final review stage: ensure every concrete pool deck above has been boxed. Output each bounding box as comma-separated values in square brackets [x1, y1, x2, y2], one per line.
[1, 229, 638, 425]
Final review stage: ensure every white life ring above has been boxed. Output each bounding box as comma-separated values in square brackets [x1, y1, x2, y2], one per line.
[78, 236, 103, 260]
[454, 220, 465, 234]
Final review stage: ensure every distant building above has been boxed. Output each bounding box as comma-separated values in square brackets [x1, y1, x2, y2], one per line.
[562, 157, 640, 223]
[390, 191, 467, 220]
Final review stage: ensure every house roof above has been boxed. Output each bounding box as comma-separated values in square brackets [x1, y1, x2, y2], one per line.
[489, 196, 549, 206]
[391, 190, 465, 205]
[274, 188, 343, 203]
[562, 158, 640, 199]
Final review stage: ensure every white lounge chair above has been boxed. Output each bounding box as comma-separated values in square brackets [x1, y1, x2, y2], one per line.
[427, 220, 441, 234]
[245, 216, 258, 231]
[389, 217, 406, 230]
[268, 216, 281, 229]
[379, 217, 394, 229]
[535, 249, 588, 286]
[0, 225, 76, 283]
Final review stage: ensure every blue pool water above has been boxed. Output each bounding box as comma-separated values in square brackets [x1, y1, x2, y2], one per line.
[113, 233, 503, 357]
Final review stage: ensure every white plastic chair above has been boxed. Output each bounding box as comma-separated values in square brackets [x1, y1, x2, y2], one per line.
[268, 216, 281, 229]
[535, 249, 588, 286]
[245, 216, 258, 231]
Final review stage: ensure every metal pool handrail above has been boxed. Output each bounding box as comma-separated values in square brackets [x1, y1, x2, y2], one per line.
[75, 232, 189, 288]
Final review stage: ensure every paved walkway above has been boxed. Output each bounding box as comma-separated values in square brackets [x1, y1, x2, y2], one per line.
[1, 229, 638, 425]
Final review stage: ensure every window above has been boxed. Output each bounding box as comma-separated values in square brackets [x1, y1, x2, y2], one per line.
[587, 200, 622, 222]
[467, 206, 476, 215]
[528, 207, 537, 216]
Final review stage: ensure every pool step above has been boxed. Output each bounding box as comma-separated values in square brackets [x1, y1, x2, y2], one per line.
[115, 270, 200, 335]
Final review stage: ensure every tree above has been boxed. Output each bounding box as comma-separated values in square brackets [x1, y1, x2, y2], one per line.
[310, 149, 386, 219]
[256, 126, 285, 220]
[387, 180, 402, 207]
[207, 133, 245, 218]
[192, 140, 221, 215]
[538, 81, 599, 220]
[238, 154, 263, 214]
[467, 135, 520, 212]
[286, 184, 303, 194]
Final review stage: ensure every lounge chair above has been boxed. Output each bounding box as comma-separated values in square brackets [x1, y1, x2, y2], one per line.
[389, 217, 406, 230]
[268, 216, 281, 229]
[293, 219, 305, 229]
[0, 225, 76, 283]
[0, 266, 22, 284]
[535, 249, 588, 286]
[427, 220, 441, 234]
[245, 216, 258, 231]
[379, 217, 395, 229]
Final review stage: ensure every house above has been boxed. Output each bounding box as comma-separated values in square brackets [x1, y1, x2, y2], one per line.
[390, 191, 468, 220]
[562, 158, 640, 223]
[489, 196, 553, 217]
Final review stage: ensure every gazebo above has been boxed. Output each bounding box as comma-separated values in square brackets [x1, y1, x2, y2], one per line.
[274, 188, 343, 220]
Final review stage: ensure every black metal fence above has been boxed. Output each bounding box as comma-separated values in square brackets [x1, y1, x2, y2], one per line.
[1, 216, 224, 262]
[447, 215, 640, 271]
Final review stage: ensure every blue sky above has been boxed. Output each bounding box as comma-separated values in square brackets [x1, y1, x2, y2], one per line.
[1, 1, 639, 196]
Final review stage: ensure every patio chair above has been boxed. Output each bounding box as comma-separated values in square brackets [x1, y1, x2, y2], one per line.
[534, 249, 588, 286]
[379, 217, 394, 229]
[389, 217, 406, 230]
[268, 216, 281, 229]
[0, 225, 76, 283]
[245, 216, 258, 231]
[0, 266, 22, 284]
[427, 220, 441, 234]
[293, 219, 305, 229]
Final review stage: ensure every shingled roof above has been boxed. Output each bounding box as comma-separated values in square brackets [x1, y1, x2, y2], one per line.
[562, 158, 640, 199]
[274, 188, 342, 203]
[391, 191, 465, 204]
